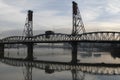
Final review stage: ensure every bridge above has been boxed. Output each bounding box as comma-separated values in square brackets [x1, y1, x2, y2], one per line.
[1, 31, 120, 44]
[0, 1, 120, 63]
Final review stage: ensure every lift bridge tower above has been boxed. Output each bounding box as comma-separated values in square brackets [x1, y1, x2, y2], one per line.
[22, 10, 33, 80]
[71, 1, 86, 63]
[72, 1, 85, 35]
[24, 10, 33, 37]
[23, 10, 34, 60]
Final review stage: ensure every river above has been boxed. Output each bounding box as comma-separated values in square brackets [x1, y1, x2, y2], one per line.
[0, 46, 120, 80]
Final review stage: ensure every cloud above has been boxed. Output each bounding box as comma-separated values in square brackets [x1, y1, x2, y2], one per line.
[34, 10, 72, 30]
[82, 8, 101, 21]
[0, 0, 26, 32]
[106, 0, 120, 14]
[0, 0, 73, 33]
[85, 21, 120, 32]
[76, 0, 120, 32]
[0, 0, 26, 23]
[0, 0, 120, 34]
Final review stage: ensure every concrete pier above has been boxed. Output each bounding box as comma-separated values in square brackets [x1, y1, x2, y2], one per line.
[71, 42, 78, 63]
[0, 44, 4, 58]
[26, 43, 33, 60]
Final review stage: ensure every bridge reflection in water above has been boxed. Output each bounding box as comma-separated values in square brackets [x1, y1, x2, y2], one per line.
[0, 1, 120, 80]
[1, 56, 120, 80]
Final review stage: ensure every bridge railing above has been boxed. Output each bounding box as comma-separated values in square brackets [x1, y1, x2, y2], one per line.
[0, 32, 120, 43]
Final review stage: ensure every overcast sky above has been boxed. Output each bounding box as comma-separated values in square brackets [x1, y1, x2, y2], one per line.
[0, 0, 120, 33]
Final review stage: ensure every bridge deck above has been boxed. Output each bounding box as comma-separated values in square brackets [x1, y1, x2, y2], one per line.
[0, 32, 120, 44]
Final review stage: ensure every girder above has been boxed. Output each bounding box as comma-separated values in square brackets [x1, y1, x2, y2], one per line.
[0, 32, 120, 44]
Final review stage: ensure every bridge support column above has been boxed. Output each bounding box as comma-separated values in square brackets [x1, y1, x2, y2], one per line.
[26, 43, 33, 60]
[71, 42, 78, 63]
[0, 44, 4, 58]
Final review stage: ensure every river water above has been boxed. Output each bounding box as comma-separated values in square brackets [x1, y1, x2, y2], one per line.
[0, 45, 120, 80]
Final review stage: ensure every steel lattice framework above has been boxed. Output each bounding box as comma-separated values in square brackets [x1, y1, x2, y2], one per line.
[23, 10, 33, 37]
[0, 2, 119, 44]
[0, 1, 120, 79]
[72, 1, 85, 36]
[1, 32, 120, 44]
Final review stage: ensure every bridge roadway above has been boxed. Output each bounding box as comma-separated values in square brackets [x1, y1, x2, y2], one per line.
[1, 57, 120, 75]
[0, 31, 120, 44]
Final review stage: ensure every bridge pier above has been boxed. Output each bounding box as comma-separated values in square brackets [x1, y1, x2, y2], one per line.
[71, 42, 78, 63]
[26, 43, 33, 60]
[0, 44, 4, 58]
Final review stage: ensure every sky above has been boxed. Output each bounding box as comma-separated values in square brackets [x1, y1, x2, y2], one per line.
[0, 0, 120, 34]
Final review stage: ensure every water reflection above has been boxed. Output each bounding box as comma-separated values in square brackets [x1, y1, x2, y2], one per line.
[23, 66, 32, 80]
[0, 57, 86, 80]
[71, 69, 85, 80]
[1, 56, 120, 80]
[79, 43, 120, 60]
[1, 43, 120, 80]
